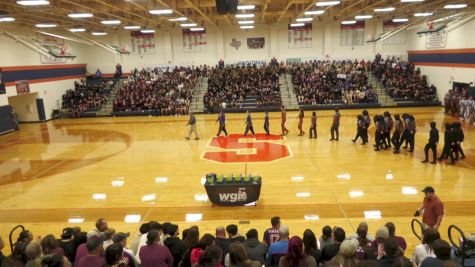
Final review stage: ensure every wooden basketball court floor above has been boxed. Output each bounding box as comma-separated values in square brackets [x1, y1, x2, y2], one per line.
[0, 106, 474, 255]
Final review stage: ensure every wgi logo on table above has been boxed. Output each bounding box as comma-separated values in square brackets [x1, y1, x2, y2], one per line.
[219, 188, 247, 203]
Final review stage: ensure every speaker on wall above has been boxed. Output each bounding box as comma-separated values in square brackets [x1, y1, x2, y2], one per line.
[227, 0, 238, 14]
[216, 0, 228, 15]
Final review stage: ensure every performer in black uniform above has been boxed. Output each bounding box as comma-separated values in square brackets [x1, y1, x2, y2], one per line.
[264, 111, 270, 135]
[352, 115, 365, 144]
[309, 111, 317, 139]
[329, 108, 340, 141]
[244, 110, 255, 136]
[383, 111, 393, 149]
[216, 110, 228, 137]
[453, 122, 465, 160]
[438, 123, 455, 164]
[362, 110, 370, 144]
[374, 115, 385, 151]
[392, 114, 403, 154]
[422, 122, 439, 164]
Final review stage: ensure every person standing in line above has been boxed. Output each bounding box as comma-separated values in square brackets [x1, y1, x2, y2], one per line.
[383, 111, 394, 149]
[264, 111, 270, 135]
[453, 122, 465, 160]
[352, 115, 365, 144]
[422, 122, 438, 164]
[392, 114, 403, 154]
[438, 123, 455, 164]
[362, 110, 371, 144]
[329, 108, 340, 141]
[374, 115, 385, 151]
[281, 106, 289, 136]
[407, 115, 416, 152]
[309, 112, 317, 139]
[399, 113, 410, 150]
[414, 186, 444, 230]
[244, 110, 255, 136]
[216, 110, 228, 137]
[298, 109, 305, 136]
[185, 112, 199, 140]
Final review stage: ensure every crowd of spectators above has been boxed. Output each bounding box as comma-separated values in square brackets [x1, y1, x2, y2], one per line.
[203, 64, 281, 111]
[1, 216, 471, 267]
[290, 60, 377, 106]
[62, 79, 113, 116]
[372, 55, 438, 102]
[444, 87, 475, 124]
[113, 67, 197, 116]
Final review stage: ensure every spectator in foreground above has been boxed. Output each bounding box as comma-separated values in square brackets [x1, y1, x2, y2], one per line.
[228, 242, 261, 267]
[194, 245, 222, 267]
[384, 222, 407, 252]
[324, 239, 359, 267]
[320, 227, 346, 263]
[243, 229, 267, 265]
[420, 239, 457, 267]
[163, 224, 186, 267]
[267, 225, 290, 266]
[104, 243, 127, 267]
[413, 228, 440, 266]
[58, 228, 76, 264]
[303, 229, 321, 263]
[278, 236, 317, 267]
[0, 236, 5, 266]
[264, 216, 281, 245]
[112, 232, 137, 267]
[215, 226, 230, 260]
[139, 230, 173, 267]
[25, 242, 42, 267]
[76, 238, 105, 267]
[226, 225, 245, 244]
[362, 238, 412, 267]
[319, 226, 334, 250]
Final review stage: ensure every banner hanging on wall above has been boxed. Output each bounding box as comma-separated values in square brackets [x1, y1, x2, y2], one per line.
[183, 29, 207, 53]
[15, 80, 30, 95]
[247, 37, 265, 49]
[288, 23, 312, 49]
[131, 31, 156, 55]
[382, 20, 407, 45]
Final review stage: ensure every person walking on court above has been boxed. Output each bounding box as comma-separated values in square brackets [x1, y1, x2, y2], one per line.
[414, 186, 444, 230]
[362, 110, 371, 143]
[264, 111, 270, 135]
[407, 115, 416, 152]
[422, 122, 438, 164]
[329, 108, 340, 141]
[185, 112, 199, 140]
[281, 106, 289, 136]
[244, 110, 255, 136]
[216, 110, 228, 137]
[309, 112, 317, 139]
[374, 115, 385, 151]
[383, 111, 393, 149]
[453, 122, 465, 160]
[298, 109, 305, 136]
[352, 115, 365, 144]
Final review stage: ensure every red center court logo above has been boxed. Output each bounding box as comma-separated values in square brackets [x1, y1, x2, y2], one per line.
[202, 134, 292, 163]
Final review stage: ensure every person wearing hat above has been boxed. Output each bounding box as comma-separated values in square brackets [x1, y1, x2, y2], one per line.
[113, 232, 137, 267]
[421, 122, 439, 164]
[415, 187, 444, 230]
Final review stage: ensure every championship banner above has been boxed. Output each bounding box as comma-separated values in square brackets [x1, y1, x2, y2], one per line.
[247, 37, 265, 49]
[183, 29, 207, 53]
[131, 31, 156, 55]
[288, 23, 312, 49]
[36, 32, 69, 64]
[16, 80, 30, 95]
[382, 20, 407, 45]
[340, 21, 365, 46]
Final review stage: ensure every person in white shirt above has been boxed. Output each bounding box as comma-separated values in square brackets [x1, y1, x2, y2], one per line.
[413, 228, 440, 266]
[135, 221, 163, 264]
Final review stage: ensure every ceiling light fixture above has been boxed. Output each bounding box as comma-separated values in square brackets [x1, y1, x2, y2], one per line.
[304, 10, 325, 15]
[236, 14, 255, 18]
[290, 23, 305, 27]
[181, 23, 197, 27]
[68, 13, 93, 18]
[414, 12, 433, 17]
[0, 17, 16, 22]
[238, 20, 254, 24]
[444, 4, 468, 9]
[341, 20, 357, 25]
[237, 5, 255, 10]
[140, 29, 155, 33]
[296, 17, 313, 22]
[92, 32, 107, 36]
[355, 15, 373, 19]
[374, 7, 396, 12]
[124, 26, 141, 30]
[393, 18, 409, 22]
[70, 28, 86, 32]
[17, 0, 49, 6]
[168, 17, 187, 21]
[35, 23, 57, 28]
[190, 27, 205, 31]
[101, 20, 121, 25]
[149, 9, 173, 15]
[401, 0, 425, 2]
[316, 1, 340, 6]
[240, 25, 254, 29]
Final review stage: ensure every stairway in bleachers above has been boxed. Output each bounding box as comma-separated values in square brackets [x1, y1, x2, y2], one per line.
[189, 77, 207, 113]
[241, 95, 258, 108]
[279, 74, 300, 110]
[368, 74, 396, 107]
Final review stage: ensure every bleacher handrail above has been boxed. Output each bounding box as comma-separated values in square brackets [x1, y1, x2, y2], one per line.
[9, 224, 25, 254]
[411, 218, 424, 241]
